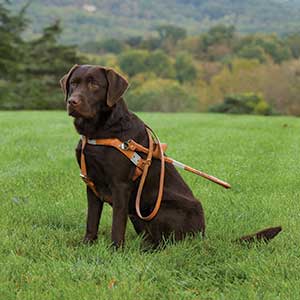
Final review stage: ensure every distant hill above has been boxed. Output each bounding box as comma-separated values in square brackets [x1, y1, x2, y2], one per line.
[10, 0, 300, 45]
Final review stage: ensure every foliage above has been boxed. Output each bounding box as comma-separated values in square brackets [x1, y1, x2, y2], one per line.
[200, 25, 235, 51]
[126, 79, 197, 112]
[10, 0, 300, 44]
[285, 32, 300, 59]
[199, 59, 300, 116]
[156, 25, 187, 52]
[0, 2, 27, 79]
[195, 25, 235, 61]
[2, 4, 300, 115]
[0, 4, 82, 110]
[236, 45, 268, 63]
[234, 35, 292, 64]
[81, 38, 126, 54]
[175, 52, 198, 83]
[119, 49, 175, 78]
[209, 93, 272, 115]
[145, 50, 176, 78]
[119, 50, 150, 77]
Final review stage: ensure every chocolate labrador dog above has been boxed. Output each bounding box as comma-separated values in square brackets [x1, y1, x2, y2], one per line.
[60, 64, 281, 248]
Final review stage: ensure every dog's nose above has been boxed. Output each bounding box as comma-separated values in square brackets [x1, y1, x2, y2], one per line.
[68, 97, 80, 106]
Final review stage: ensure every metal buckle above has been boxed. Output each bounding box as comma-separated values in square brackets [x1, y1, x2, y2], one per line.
[87, 139, 96, 145]
[80, 173, 89, 182]
[120, 141, 129, 150]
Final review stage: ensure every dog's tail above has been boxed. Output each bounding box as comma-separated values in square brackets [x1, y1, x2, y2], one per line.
[236, 226, 282, 244]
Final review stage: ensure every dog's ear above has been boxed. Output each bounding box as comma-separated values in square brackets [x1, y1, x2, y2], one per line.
[60, 64, 79, 102]
[105, 68, 129, 107]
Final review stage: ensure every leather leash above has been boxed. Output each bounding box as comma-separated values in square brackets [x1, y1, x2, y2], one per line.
[135, 127, 165, 221]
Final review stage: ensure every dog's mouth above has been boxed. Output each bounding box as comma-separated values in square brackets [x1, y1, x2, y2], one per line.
[68, 106, 97, 120]
[67, 107, 81, 118]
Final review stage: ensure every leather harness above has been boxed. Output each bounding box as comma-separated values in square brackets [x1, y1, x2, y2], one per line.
[80, 128, 231, 222]
[80, 127, 166, 221]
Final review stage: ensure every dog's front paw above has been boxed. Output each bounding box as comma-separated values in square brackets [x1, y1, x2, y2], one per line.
[82, 235, 98, 244]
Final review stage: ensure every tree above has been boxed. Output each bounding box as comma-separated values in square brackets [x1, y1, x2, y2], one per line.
[0, 12, 83, 110]
[285, 33, 300, 59]
[25, 21, 80, 78]
[119, 50, 149, 77]
[200, 25, 235, 51]
[156, 25, 187, 44]
[175, 52, 197, 83]
[237, 45, 267, 63]
[126, 36, 143, 48]
[17, 21, 83, 109]
[0, 2, 27, 79]
[81, 38, 125, 54]
[197, 25, 235, 61]
[145, 50, 175, 78]
[126, 79, 197, 112]
[119, 49, 175, 78]
[234, 34, 292, 64]
[256, 35, 291, 64]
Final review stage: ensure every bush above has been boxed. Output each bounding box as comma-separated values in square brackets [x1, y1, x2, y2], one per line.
[126, 79, 198, 112]
[209, 93, 273, 115]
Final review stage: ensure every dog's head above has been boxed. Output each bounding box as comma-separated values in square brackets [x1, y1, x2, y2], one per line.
[60, 64, 129, 119]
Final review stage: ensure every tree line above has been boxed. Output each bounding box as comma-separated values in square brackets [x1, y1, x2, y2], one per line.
[12, 0, 300, 44]
[1, 3, 300, 115]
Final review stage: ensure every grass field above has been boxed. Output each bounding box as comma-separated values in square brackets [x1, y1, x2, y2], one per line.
[0, 111, 299, 300]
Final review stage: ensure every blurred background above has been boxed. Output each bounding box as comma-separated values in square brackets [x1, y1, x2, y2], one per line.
[1, 0, 300, 115]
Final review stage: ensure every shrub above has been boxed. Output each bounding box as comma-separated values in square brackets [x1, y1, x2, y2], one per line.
[209, 93, 273, 115]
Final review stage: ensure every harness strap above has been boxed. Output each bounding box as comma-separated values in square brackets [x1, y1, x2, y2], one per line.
[85, 137, 143, 180]
[80, 127, 165, 221]
[80, 136, 102, 199]
[125, 139, 168, 158]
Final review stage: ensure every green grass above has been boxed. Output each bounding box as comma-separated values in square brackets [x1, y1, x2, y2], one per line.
[0, 111, 299, 300]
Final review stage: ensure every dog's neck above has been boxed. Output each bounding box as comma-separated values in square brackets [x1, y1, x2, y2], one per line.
[74, 98, 131, 139]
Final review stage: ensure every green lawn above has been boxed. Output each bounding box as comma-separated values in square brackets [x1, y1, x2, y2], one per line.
[0, 111, 299, 300]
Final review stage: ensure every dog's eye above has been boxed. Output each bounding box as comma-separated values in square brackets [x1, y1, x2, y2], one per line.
[88, 80, 100, 89]
[70, 81, 79, 88]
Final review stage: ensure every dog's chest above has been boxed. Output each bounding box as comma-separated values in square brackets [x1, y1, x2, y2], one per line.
[76, 142, 134, 196]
